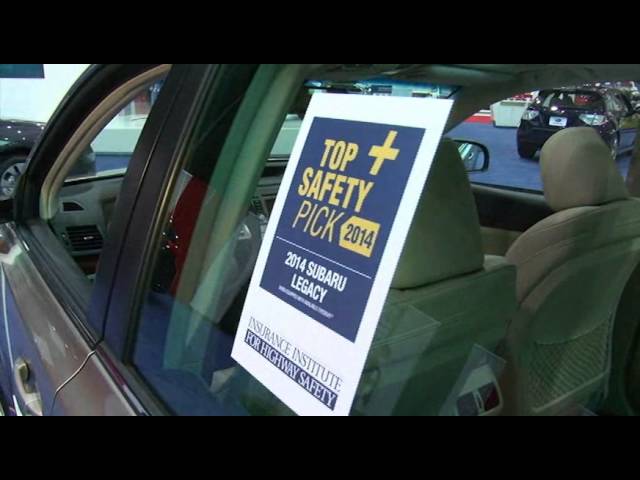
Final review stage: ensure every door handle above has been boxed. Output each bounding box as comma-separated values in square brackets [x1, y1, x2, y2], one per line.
[13, 358, 43, 416]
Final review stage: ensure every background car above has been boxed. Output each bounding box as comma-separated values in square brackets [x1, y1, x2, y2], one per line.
[517, 87, 640, 159]
[0, 119, 44, 197]
[0, 118, 97, 199]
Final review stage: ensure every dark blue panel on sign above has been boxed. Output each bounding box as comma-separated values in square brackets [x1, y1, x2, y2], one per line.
[260, 117, 425, 342]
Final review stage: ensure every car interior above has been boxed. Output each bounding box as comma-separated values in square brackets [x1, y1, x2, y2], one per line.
[43, 67, 169, 278]
[37, 64, 640, 415]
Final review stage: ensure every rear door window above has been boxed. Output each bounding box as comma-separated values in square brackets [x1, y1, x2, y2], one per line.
[539, 90, 604, 109]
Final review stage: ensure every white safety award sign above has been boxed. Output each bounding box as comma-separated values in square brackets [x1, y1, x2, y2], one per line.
[232, 93, 453, 415]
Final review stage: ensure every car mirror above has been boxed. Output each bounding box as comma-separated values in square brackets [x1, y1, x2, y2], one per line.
[454, 140, 490, 173]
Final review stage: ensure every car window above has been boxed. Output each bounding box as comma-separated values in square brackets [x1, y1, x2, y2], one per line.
[453, 84, 639, 192]
[539, 91, 604, 109]
[122, 66, 640, 417]
[449, 95, 545, 191]
[49, 78, 166, 281]
[128, 76, 479, 416]
[70, 80, 165, 180]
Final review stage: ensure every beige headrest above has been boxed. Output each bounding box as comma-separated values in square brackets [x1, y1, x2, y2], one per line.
[391, 139, 484, 290]
[541, 127, 629, 211]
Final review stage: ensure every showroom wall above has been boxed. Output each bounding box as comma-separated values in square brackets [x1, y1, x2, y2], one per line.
[0, 64, 89, 122]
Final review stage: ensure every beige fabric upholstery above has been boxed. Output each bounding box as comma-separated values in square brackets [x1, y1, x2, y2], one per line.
[392, 140, 485, 289]
[541, 127, 628, 212]
[354, 256, 516, 415]
[352, 140, 517, 415]
[237, 139, 518, 416]
[504, 127, 640, 416]
[507, 202, 640, 302]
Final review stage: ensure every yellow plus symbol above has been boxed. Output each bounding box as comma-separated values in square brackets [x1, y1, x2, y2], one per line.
[368, 130, 399, 176]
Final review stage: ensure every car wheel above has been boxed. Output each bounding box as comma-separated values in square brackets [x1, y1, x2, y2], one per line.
[0, 156, 27, 198]
[518, 142, 537, 159]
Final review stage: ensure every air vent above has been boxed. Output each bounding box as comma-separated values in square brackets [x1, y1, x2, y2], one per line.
[62, 201, 84, 212]
[66, 225, 103, 252]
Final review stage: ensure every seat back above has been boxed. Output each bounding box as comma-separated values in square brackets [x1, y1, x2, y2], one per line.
[353, 139, 517, 416]
[504, 127, 640, 415]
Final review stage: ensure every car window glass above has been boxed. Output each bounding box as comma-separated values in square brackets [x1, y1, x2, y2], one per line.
[50, 78, 166, 282]
[71, 80, 165, 180]
[128, 77, 482, 416]
[452, 83, 639, 192]
[126, 68, 640, 417]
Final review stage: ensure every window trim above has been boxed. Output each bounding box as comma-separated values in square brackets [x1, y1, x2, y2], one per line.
[100, 64, 224, 359]
[90, 64, 227, 415]
[65, 168, 127, 185]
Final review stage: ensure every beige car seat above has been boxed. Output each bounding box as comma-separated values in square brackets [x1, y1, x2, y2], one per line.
[502, 127, 640, 416]
[352, 139, 517, 416]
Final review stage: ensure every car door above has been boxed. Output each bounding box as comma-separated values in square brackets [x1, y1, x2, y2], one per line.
[51, 64, 318, 415]
[49, 64, 226, 415]
[0, 64, 180, 415]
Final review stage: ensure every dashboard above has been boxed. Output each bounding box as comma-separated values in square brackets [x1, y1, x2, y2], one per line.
[52, 177, 123, 257]
[50, 171, 286, 275]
